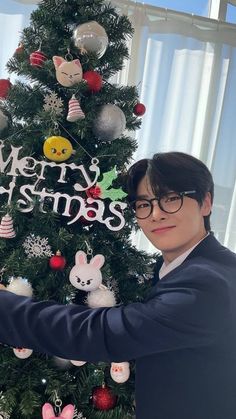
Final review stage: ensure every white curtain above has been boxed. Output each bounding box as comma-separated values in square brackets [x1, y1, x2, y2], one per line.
[111, 0, 236, 253]
[2, 0, 236, 252]
[0, 0, 36, 80]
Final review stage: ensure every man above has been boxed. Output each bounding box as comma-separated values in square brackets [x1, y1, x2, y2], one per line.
[0, 151, 235, 419]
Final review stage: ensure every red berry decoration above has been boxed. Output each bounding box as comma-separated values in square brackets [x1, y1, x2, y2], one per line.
[83, 71, 103, 92]
[30, 50, 47, 68]
[133, 102, 146, 116]
[92, 384, 117, 411]
[0, 79, 12, 99]
[80, 200, 97, 225]
[49, 250, 66, 270]
[86, 185, 102, 199]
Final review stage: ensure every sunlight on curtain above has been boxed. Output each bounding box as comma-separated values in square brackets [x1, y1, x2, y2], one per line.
[112, 0, 236, 253]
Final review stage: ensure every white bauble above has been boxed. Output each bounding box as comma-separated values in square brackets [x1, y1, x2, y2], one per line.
[13, 348, 33, 359]
[86, 288, 116, 308]
[0, 110, 8, 132]
[53, 357, 72, 370]
[92, 104, 126, 141]
[73, 21, 108, 58]
[70, 360, 87, 367]
[110, 362, 130, 383]
[7, 277, 33, 297]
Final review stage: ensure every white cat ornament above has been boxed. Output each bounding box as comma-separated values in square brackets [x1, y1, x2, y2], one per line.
[53, 56, 83, 87]
[69, 250, 105, 292]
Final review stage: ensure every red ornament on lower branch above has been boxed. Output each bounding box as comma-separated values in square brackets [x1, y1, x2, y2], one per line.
[49, 250, 66, 270]
[92, 384, 117, 411]
[0, 79, 12, 99]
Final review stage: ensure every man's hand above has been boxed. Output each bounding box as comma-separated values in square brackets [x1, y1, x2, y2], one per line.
[0, 284, 6, 290]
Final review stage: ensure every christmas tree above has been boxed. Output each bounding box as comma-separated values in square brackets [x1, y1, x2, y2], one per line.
[0, 0, 153, 418]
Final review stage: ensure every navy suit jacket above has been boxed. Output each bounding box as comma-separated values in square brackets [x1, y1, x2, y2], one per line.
[0, 234, 236, 419]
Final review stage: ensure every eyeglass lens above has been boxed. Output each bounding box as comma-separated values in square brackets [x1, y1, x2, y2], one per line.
[133, 192, 183, 218]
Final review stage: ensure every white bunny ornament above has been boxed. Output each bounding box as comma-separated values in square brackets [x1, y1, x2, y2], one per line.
[42, 403, 74, 419]
[69, 250, 105, 292]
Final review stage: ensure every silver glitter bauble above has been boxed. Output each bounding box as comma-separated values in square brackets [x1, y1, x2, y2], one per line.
[0, 110, 8, 132]
[92, 104, 126, 141]
[73, 21, 108, 58]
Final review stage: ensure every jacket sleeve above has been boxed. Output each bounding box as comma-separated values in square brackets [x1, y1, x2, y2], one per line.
[0, 265, 228, 362]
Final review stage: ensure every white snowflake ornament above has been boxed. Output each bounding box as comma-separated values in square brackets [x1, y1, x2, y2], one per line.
[0, 411, 10, 419]
[0, 392, 10, 419]
[23, 234, 53, 258]
[43, 92, 64, 116]
[73, 409, 86, 419]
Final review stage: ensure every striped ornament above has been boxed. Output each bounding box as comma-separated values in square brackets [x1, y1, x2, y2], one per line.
[67, 95, 85, 122]
[30, 50, 47, 68]
[0, 214, 16, 238]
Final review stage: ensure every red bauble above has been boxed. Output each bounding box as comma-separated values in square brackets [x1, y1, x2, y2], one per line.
[0, 79, 12, 99]
[83, 71, 103, 92]
[49, 251, 66, 270]
[30, 50, 47, 68]
[133, 103, 146, 116]
[92, 385, 117, 411]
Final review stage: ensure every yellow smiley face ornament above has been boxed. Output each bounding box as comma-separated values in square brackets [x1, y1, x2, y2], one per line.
[43, 136, 73, 162]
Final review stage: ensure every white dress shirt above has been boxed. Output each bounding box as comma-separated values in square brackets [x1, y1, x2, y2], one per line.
[159, 233, 210, 280]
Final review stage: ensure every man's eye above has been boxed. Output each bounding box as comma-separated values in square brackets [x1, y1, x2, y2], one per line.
[136, 201, 151, 209]
[164, 194, 180, 202]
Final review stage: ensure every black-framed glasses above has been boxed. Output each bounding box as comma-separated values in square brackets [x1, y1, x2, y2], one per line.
[130, 190, 196, 219]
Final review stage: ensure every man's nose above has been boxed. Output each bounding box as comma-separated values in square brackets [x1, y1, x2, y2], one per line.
[151, 201, 167, 220]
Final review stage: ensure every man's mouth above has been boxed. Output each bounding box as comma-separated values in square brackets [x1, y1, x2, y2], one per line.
[151, 226, 176, 233]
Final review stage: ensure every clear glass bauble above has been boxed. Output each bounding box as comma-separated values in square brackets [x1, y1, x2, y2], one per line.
[73, 21, 108, 58]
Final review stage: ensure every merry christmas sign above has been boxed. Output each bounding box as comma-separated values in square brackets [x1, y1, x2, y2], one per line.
[0, 141, 127, 231]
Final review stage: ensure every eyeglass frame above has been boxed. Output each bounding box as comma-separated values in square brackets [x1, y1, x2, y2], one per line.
[130, 190, 197, 219]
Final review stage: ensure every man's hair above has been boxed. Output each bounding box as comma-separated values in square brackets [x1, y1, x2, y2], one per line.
[126, 151, 214, 231]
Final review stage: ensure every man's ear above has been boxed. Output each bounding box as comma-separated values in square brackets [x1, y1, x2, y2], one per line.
[201, 192, 212, 216]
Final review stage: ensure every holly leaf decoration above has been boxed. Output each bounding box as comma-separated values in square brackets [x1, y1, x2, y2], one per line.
[97, 167, 127, 201]
[101, 188, 127, 200]
[98, 167, 117, 190]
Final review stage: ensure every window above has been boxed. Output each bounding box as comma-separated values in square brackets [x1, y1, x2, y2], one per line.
[138, 0, 210, 17]
[226, 2, 236, 23]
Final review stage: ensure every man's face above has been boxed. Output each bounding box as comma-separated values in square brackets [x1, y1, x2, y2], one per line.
[136, 176, 212, 263]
